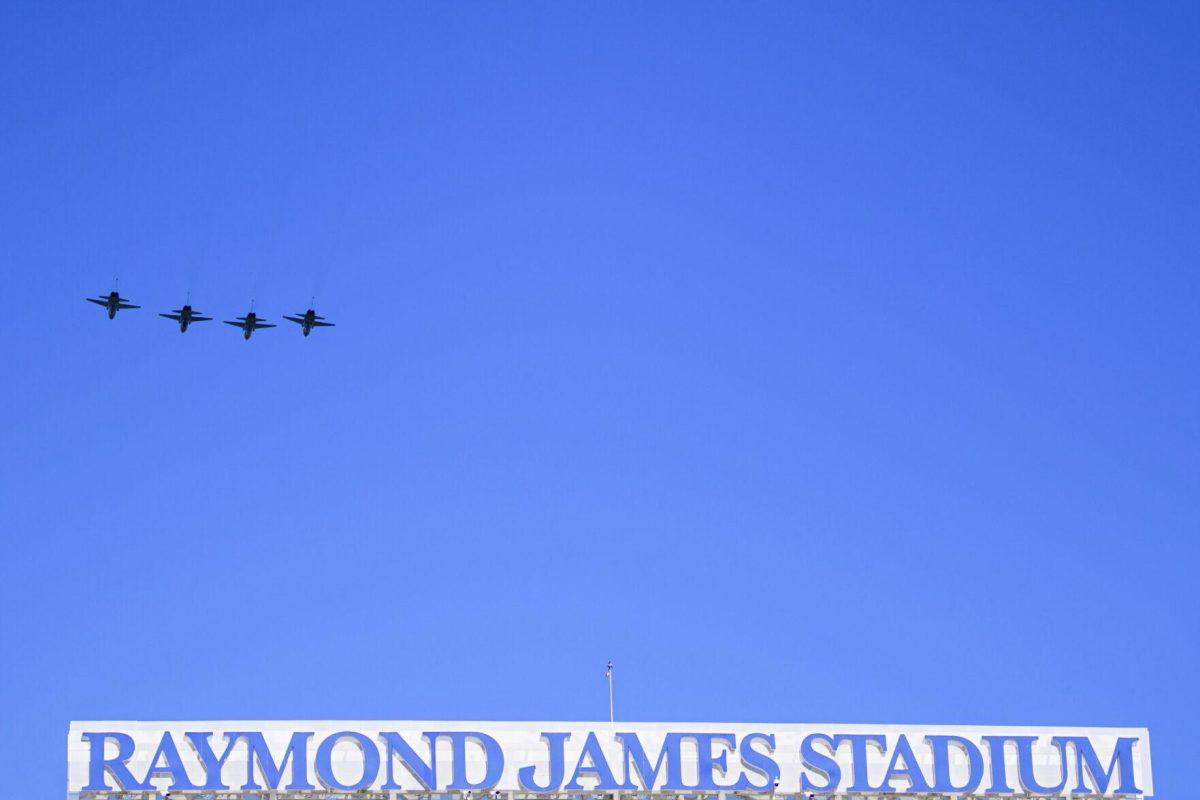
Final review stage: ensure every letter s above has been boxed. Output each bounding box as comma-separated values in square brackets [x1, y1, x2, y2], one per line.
[800, 733, 840, 792]
[737, 733, 779, 790]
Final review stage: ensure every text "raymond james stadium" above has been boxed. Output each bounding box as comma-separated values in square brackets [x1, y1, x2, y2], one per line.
[68, 722, 1153, 798]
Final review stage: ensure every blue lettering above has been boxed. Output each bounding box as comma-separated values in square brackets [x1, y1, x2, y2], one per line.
[616, 732, 680, 790]
[185, 732, 240, 790]
[982, 736, 1014, 793]
[518, 733, 570, 791]
[1019, 736, 1068, 794]
[799, 733, 840, 792]
[879, 734, 931, 792]
[142, 732, 198, 791]
[82, 732, 149, 791]
[380, 732, 437, 790]
[737, 733, 779, 791]
[926, 735, 983, 794]
[692, 734, 739, 790]
[831, 733, 886, 792]
[565, 732, 621, 790]
[224, 731, 314, 790]
[316, 731, 379, 791]
[427, 731, 504, 790]
[1051, 736, 1142, 795]
[986, 736, 1067, 794]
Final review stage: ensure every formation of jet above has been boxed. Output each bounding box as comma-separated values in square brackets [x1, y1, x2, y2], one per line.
[283, 308, 336, 337]
[86, 291, 140, 319]
[86, 290, 335, 340]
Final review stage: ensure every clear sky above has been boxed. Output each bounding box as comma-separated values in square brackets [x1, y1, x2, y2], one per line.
[1, 2, 1196, 798]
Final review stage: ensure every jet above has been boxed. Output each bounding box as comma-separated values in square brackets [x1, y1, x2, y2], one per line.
[159, 303, 212, 333]
[86, 290, 140, 319]
[282, 308, 336, 337]
[224, 311, 276, 341]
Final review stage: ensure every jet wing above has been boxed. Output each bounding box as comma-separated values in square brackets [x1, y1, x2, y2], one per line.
[86, 298, 109, 306]
[223, 320, 245, 327]
[160, 313, 182, 321]
[312, 321, 336, 327]
[283, 315, 305, 324]
[191, 316, 212, 322]
[117, 303, 140, 309]
[251, 322, 276, 329]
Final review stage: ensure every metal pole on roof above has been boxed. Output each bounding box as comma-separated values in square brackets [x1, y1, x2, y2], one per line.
[606, 660, 615, 723]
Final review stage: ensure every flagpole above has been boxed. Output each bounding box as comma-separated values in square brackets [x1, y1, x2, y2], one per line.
[606, 661, 614, 724]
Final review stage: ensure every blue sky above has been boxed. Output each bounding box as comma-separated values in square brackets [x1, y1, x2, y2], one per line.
[1, 2, 1196, 797]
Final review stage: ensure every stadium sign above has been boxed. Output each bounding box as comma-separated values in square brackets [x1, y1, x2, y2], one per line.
[68, 721, 1153, 799]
